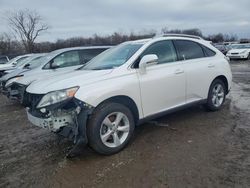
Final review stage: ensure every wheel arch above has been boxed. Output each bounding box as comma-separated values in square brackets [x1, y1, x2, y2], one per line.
[212, 75, 229, 94]
[94, 95, 140, 125]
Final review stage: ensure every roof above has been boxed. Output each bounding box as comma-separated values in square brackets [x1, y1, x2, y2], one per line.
[52, 46, 112, 54]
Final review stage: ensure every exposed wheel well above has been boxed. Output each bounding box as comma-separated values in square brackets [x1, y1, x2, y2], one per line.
[213, 75, 229, 94]
[96, 95, 140, 124]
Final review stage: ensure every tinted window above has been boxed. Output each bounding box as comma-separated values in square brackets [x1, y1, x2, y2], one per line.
[141, 40, 177, 64]
[0, 57, 8, 64]
[79, 48, 106, 64]
[202, 45, 216, 57]
[50, 50, 80, 69]
[174, 40, 205, 60]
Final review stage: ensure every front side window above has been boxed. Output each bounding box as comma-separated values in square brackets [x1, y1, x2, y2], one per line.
[140, 40, 177, 64]
[174, 40, 205, 60]
[50, 50, 80, 69]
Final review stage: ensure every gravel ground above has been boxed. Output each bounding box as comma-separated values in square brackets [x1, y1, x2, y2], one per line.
[0, 60, 250, 188]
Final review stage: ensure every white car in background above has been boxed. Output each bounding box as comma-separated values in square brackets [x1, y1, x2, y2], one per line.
[226, 43, 250, 60]
[0, 56, 9, 64]
[25, 34, 232, 156]
[0, 54, 32, 77]
[0, 53, 46, 93]
[5, 46, 110, 101]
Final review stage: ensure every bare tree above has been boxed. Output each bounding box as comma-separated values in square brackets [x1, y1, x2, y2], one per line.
[7, 9, 49, 53]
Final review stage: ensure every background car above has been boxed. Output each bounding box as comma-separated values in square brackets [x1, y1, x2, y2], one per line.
[0, 56, 9, 64]
[5, 46, 111, 102]
[226, 43, 250, 60]
[0, 54, 32, 77]
[214, 44, 229, 55]
[0, 53, 46, 93]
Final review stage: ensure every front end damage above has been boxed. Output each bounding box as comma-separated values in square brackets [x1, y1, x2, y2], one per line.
[26, 94, 94, 154]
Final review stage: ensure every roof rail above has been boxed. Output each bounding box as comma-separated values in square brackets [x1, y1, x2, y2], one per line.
[161, 34, 203, 40]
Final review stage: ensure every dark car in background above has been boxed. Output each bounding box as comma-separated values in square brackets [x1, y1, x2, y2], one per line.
[0, 56, 9, 64]
[214, 44, 229, 55]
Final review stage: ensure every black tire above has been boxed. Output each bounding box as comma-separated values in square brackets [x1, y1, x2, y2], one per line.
[247, 53, 250, 60]
[205, 79, 226, 111]
[87, 102, 135, 155]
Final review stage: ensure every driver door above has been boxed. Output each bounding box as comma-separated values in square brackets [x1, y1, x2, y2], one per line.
[137, 40, 186, 117]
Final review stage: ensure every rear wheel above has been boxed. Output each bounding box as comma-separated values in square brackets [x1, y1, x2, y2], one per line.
[205, 79, 226, 111]
[87, 102, 135, 155]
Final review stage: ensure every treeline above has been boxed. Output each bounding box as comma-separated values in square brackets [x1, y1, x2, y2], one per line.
[0, 28, 240, 57]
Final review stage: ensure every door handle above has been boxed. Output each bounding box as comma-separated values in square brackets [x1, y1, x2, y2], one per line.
[208, 64, 215, 68]
[175, 69, 184, 74]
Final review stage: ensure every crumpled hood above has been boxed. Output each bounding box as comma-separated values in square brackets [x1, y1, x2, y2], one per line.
[26, 69, 113, 94]
[228, 49, 250, 54]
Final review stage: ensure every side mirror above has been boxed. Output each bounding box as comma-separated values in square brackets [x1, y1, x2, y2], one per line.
[23, 63, 30, 69]
[139, 54, 158, 74]
[50, 60, 60, 69]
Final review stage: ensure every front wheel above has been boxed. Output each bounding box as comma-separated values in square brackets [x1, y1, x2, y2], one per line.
[87, 102, 135, 155]
[205, 79, 226, 111]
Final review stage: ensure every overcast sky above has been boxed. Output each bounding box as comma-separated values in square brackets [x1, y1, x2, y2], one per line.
[0, 0, 249, 41]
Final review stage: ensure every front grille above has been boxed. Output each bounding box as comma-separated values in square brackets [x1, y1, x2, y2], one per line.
[231, 53, 239, 55]
[25, 93, 44, 109]
[10, 83, 27, 99]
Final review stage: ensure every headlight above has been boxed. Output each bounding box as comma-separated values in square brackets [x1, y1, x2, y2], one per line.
[5, 76, 23, 87]
[37, 87, 79, 108]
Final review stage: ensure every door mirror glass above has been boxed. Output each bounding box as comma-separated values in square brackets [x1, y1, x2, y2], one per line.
[139, 54, 158, 73]
[23, 63, 30, 69]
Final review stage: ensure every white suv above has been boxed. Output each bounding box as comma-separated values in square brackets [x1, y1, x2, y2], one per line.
[25, 34, 232, 155]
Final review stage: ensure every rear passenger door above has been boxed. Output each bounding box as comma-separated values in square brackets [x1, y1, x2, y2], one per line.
[173, 40, 216, 103]
[138, 40, 186, 117]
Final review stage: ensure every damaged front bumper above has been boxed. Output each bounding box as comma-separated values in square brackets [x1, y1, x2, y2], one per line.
[26, 108, 75, 132]
[26, 97, 94, 145]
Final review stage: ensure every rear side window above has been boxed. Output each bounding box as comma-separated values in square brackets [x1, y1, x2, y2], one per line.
[174, 40, 205, 60]
[201, 45, 216, 57]
[140, 40, 177, 64]
[79, 48, 106, 64]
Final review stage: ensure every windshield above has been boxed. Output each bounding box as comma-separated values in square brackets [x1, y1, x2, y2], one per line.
[16, 56, 32, 67]
[232, 44, 250, 49]
[27, 56, 45, 69]
[81, 43, 143, 70]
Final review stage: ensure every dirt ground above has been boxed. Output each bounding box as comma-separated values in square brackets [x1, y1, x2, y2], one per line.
[0, 60, 250, 188]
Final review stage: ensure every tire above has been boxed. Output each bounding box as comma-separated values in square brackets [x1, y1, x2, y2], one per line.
[205, 79, 226, 111]
[247, 53, 250, 60]
[87, 102, 135, 155]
